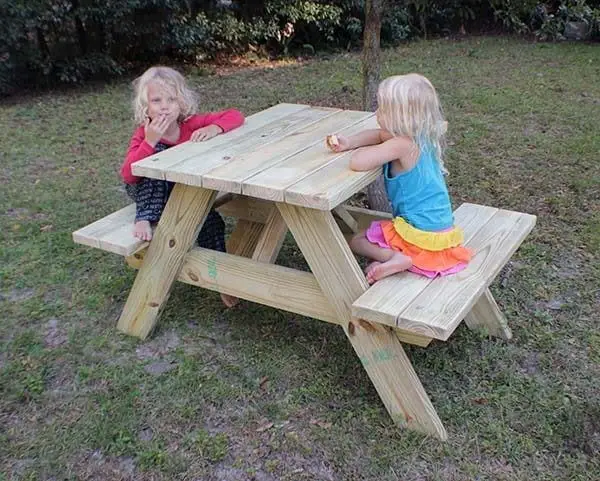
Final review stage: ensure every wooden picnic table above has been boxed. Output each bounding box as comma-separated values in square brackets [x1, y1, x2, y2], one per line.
[72, 102, 535, 440]
[117, 103, 453, 438]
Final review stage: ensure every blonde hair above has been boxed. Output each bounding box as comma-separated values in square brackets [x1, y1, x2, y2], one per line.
[132, 66, 198, 125]
[377, 74, 448, 173]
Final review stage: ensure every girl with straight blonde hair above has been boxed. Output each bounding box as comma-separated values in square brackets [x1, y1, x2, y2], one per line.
[327, 73, 472, 283]
[121, 65, 244, 306]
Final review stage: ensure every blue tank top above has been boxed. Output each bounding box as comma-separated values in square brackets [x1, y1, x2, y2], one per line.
[383, 144, 454, 231]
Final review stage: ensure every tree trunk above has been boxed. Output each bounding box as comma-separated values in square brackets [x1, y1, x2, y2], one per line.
[362, 0, 391, 213]
[72, 0, 88, 55]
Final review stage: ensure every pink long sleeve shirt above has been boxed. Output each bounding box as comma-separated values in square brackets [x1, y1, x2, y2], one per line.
[121, 109, 245, 184]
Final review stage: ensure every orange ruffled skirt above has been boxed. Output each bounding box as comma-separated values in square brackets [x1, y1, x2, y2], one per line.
[366, 217, 473, 278]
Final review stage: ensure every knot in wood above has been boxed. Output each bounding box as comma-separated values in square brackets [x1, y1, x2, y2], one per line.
[347, 321, 356, 336]
[168, 238, 176, 248]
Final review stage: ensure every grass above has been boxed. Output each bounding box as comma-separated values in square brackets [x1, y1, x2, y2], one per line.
[1, 36, 599, 480]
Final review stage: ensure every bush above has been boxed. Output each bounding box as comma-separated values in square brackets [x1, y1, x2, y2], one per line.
[0, 0, 598, 95]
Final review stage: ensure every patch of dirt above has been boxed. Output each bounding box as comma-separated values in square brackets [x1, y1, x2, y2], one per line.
[143, 360, 178, 376]
[45, 318, 68, 348]
[4, 207, 49, 221]
[137, 427, 154, 442]
[135, 330, 180, 360]
[73, 450, 137, 481]
[480, 458, 515, 479]
[25, 157, 57, 179]
[212, 466, 278, 481]
[519, 351, 541, 375]
[6, 458, 36, 479]
[0, 288, 36, 302]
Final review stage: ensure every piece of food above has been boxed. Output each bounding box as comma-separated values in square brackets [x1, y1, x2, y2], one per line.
[326, 134, 339, 148]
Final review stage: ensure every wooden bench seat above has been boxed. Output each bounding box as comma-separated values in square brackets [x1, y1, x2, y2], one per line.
[351, 203, 536, 341]
[73, 198, 535, 345]
[72, 193, 267, 257]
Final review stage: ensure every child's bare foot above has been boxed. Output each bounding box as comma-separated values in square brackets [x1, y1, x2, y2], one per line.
[220, 293, 239, 308]
[133, 220, 153, 241]
[365, 261, 382, 282]
[365, 253, 412, 284]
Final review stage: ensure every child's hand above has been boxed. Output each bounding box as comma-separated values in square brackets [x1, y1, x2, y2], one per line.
[144, 114, 172, 147]
[326, 134, 350, 152]
[191, 125, 223, 142]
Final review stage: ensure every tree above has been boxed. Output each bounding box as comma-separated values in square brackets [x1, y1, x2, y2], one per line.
[362, 0, 391, 213]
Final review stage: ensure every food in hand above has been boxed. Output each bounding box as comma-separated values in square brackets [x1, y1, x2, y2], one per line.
[326, 134, 339, 149]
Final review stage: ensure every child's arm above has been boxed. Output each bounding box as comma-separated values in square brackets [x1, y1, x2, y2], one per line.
[328, 129, 391, 152]
[350, 136, 415, 172]
[187, 109, 245, 141]
[121, 127, 154, 184]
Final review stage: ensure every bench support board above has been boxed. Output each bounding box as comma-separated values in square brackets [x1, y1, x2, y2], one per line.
[464, 288, 513, 340]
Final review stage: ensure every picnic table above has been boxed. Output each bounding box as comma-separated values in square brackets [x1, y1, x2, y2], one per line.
[73, 103, 536, 440]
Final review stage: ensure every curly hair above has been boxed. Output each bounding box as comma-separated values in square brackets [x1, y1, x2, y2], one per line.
[131, 66, 198, 125]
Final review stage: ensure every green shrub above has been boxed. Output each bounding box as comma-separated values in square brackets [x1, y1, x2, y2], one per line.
[1, 0, 598, 95]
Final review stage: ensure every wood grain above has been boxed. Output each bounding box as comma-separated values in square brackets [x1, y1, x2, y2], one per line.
[352, 203, 498, 330]
[278, 203, 447, 440]
[116, 185, 217, 339]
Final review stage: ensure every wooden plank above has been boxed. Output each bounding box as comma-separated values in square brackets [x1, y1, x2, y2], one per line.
[398, 208, 536, 340]
[344, 205, 393, 230]
[351, 203, 499, 329]
[277, 204, 368, 318]
[284, 151, 379, 210]
[227, 219, 265, 258]
[464, 288, 513, 340]
[216, 196, 273, 224]
[242, 115, 377, 202]
[73, 193, 233, 257]
[277, 203, 446, 440]
[126, 247, 341, 325]
[117, 185, 217, 339]
[132, 103, 310, 181]
[165, 107, 339, 187]
[202, 110, 372, 194]
[252, 208, 288, 264]
[333, 205, 359, 234]
[72, 204, 147, 257]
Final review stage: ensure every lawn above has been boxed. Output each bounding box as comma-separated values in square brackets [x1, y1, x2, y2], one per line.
[1, 36, 599, 480]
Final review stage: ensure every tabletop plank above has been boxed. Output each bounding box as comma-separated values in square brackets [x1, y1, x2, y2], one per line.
[165, 106, 338, 186]
[284, 150, 379, 210]
[201, 109, 372, 194]
[241, 115, 377, 202]
[133, 103, 381, 210]
[132, 103, 310, 181]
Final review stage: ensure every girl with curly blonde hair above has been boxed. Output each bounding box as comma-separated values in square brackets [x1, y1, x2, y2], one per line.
[122, 66, 244, 306]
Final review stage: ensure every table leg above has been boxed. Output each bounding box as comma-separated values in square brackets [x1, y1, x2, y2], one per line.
[277, 204, 447, 440]
[464, 288, 512, 340]
[117, 185, 217, 339]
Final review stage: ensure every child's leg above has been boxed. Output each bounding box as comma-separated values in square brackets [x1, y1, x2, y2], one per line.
[197, 210, 226, 252]
[349, 230, 412, 284]
[125, 178, 169, 241]
[196, 210, 238, 308]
